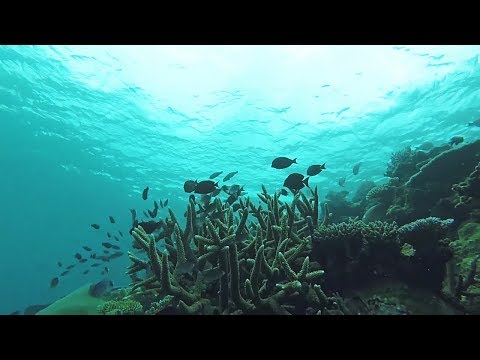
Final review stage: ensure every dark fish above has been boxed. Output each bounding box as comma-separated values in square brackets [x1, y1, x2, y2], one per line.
[189, 194, 196, 204]
[90, 253, 97, 259]
[110, 251, 124, 259]
[143, 211, 149, 217]
[82, 270, 90, 275]
[184, 180, 198, 193]
[142, 186, 149, 200]
[50, 277, 59, 288]
[82, 246, 92, 252]
[468, 118, 480, 127]
[111, 245, 121, 250]
[91, 224, 100, 230]
[201, 267, 225, 283]
[9, 310, 22, 315]
[148, 209, 156, 218]
[118, 230, 123, 237]
[91, 263, 101, 267]
[24, 304, 51, 315]
[449, 136, 464, 146]
[109, 216, 115, 224]
[232, 203, 242, 212]
[223, 171, 238, 182]
[194, 180, 219, 194]
[103, 250, 110, 254]
[102, 242, 114, 249]
[57, 261, 62, 267]
[283, 173, 310, 192]
[209, 171, 223, 179]
[200, 194, 212, 206]
[338, 177, 346, 187]
[88, 279, 114, 298]
[130, 209, 137, 225]
[227, 184, 243, 195]
[113, 236, 120, 242]
[104, 267, 109, 273]
[160, 200, 164, 208]
[60, 270, 69, 277]
[211, 188, 222, 197]
[107, 232, 111, 238]
[74, 253, 82, 260]
[129, 220, 162, 235]
[97, 256, 110, 262]
[66, 265, 75, 270]
[164, 199, 168, 207]
[353, 163, 361, 175]
[272, 157, 297, 169]
[279, 189, 288, 196]
[307, 163, 326, 176]
[79, 259, 87, 263]
[227, 194, 238, 205]
[154, 200, 159, 210]
[175, 260, 196, 275]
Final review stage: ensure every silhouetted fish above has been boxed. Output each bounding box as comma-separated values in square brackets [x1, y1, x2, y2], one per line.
[164, 199, 168, 207]
[57, 261, 62, 267]
[102, 242, 114, 249]
[129, 220, 162, 235]
[211, 188, 222, 197]
[272, 157, 297, 169]
[148, 209, 156, 218]
[66, 265, 75, 270]
[103, 250, 110, 254]
[9, 310, 21, 315]
[74, 253, 82, 260]
[195, 180, 219, 194]
[184, 180, 198, 193]
[338, 177, 346, 187]
[107, 232, 111, 238]
[232, 203, 241, 212]
[279, 189, 288, 196]
[353, 163, 361, 175]
[91, 263, 101, 267]
[307, 163, 326, 176]
[118, 230, 123, 237]
[109, 216, 115, 224]
[110, 251, 124, 259]
[223, 171, 238, 182]
[91, 224, 100, 230]
[79, 259, 87, 263]
[111, 245, 121, 250]
[142, 187, 149, 200]
[50, 277, 59, 288]
[113, 236, 120, 242]
[60, 270, 69, 277]
[82, 246, 92, 252]
[130, 209, 137, 225]
[209, 171, 223, 179]
[89, 279, 114, 298]
[82, 270, 90, 275]
[449, 136, 464, 146]
[283, 173, 309, 192]
[468, 118, 480, 127]
[104, 267, 109, 273]
[160, 200, 164, 208]
[90, 254, 97, 259]
[154, 200, 159, 210]
[143, 211, 149, 217]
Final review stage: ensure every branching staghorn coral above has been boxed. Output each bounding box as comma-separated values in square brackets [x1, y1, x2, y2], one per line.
[98, 299, 143, 315]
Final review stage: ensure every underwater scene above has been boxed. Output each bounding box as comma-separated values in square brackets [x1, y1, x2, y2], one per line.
[2, 45, 480, 315]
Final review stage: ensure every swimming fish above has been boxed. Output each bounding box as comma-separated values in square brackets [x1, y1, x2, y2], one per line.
[113, 236, 120, 242]
[272, 157, 297, 169]
[338, 177, 346, 187]
[223, 171, 238, 182]
[307, 163, 326, 176]
[66, 265, 75, 270]
[102, 242, 114, 249]
[278, 189, 288, 196]
[118, 230, 123, 237]
[50, 277, 59, 288]
[91, 263, 101, 267]
[129, 209, 137, 225]
[164, 199, 168, 207]
[209, 171, 223, 179]
[194, 180, 219, 194]
[468, 119, 480, 127]
[109, 216, 115, 224]
[232, 203, 242, 212]
[88, 279, 114, 298]
[353, 163, 361, 175]
[60, 270, 69, 277]
[91, 224, 100, 230]
[184, 180, 198, 193]
[82, 246, 92, 252]
[82, 270, 90, 275]
[57, 261, 62, 267]
[74, 253, 82, 260]
[283, 173, 309, 192]
[79, 259, 87, 263]
[449, 135, 464, 146]
[142, 186, 149, 200]
[211, 188, 222, 197]
[107, 232, 111, 238]
[154, 200, 159, 210]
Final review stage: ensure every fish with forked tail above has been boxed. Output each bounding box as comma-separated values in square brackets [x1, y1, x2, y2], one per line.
[272, 157, 297, 169]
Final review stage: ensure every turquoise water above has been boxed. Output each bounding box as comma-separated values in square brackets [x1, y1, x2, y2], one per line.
[1, 45, 480, 314]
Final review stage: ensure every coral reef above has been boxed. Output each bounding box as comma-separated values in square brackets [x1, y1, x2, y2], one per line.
[325, 190, 363, 223]
[452, 162, 480, 222]
[98, 299, 143, 315]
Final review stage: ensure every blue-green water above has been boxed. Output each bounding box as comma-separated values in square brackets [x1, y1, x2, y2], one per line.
[1, 45, 480, 314]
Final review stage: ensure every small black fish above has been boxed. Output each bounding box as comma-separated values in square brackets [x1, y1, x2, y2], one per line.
[209, 171, 223, 179]
[143, 211, 149, 218]
[279, 189, 288, 196]
[272, 157, 297, 169]
[148, 209, 156, 218]
[107, 232, 112, 238]
[223, 171, 238, 182]
[468, 118, 480, 127]
[154, 200, 159, 210]
[353, 163, 361, 175]
[200, 194, 212, 206]
[129, 220, 162, 235]
[118, 230, 123, 237]
[102, 242, 114, 249]
[194, 180, 219, 194]
[82, 270, 90, 275]
[89, 279, 114, 298]
[338, 177, 346, 187]
[50, 277, 59, 288]
[82, 246, 92, 252]
[74, 253, 82, 260]
[57, 261, 62, 267]
[130, 209, 137, 225]
[104, 267, 109, 273]
[66, 264, 75, 270]
[283, 173, 309, 192]
[211, 188, 222, 197]
[110, 251, 124, 259]
[111, 245, 121, 250]
[90, 254, 97, 259]
[164, 199, 169, 207]
[79, 259, 87, 263]
[60, 270, 69, 277]
[189, 194, 196, 204]
[113, 236, 120, 242]
[232, 203, 241, 212]
[91, 224, 100, 230]
[227, 184, 243, 196]
[103, 250, 110, 254]
[142, 186, 149, 200]
[97, 256, 110, 262]
[184, 180, 198, 193]
[449, 136, 464, 146]
[109, 216, 115, 224]
[91, 263, 101, 267]
[307, 163, 326, 176]
[227, 194, 238, 205]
